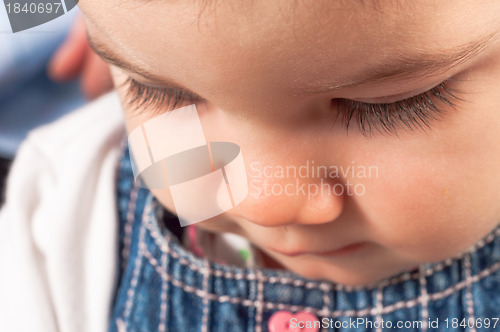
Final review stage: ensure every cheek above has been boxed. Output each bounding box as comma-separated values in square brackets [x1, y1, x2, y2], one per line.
[122, 103, 308, 228]
[361, 111, 500, 262]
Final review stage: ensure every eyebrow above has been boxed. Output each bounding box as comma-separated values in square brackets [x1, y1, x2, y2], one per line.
[299, 33, 496, 94]
[88, 29, 495, 96]
[86, 30, 202, 97]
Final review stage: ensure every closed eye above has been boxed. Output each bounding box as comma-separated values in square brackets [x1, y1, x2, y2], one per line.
[333, 80, 462, 136]
[121, 76, 462, 137]
[121, 76, 205, 114]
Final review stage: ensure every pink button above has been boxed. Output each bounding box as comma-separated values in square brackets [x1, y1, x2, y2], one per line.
[268, 311, 319, 332]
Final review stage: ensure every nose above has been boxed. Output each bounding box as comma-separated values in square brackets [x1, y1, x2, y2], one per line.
[292, 179, 344, 225]
[241, 177, 345, 227]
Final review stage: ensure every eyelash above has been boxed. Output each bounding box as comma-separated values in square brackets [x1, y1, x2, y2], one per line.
[122, 77, 205, 113]
[122, 77, 461, 137]
[334, 81, 461, 136]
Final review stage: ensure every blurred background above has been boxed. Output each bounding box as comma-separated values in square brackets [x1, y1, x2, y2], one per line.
[0, 4, 113, 204]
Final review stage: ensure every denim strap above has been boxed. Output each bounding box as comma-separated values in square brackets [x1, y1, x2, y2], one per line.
[109, 144, 500, 331]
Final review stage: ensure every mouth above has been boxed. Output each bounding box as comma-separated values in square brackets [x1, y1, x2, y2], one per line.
[267, 242, 368, 257]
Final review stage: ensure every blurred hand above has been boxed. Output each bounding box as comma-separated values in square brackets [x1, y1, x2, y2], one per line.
[48, 15, 113, 100]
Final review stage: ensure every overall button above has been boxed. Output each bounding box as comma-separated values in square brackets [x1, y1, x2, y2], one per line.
[268, 311, 319, 332]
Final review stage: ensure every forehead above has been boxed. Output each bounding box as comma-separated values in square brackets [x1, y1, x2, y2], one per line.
[79, 0, 499, 101]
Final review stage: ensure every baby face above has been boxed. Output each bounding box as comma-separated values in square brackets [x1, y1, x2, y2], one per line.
[79, 0, 500, 285]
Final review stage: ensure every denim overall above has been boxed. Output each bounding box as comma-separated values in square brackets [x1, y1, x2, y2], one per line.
[108, 146, 500, 332]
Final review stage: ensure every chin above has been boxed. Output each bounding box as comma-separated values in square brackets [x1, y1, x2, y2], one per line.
[292, 265, 416, 287]
[276, 253, 420, 287]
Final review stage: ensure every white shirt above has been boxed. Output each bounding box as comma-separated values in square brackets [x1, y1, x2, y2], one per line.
[0, 92, 124, 332]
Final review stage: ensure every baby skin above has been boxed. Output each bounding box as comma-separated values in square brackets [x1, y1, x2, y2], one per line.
[79, 0, 500, 285]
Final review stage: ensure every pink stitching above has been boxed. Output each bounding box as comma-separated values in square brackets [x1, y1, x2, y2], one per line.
[255, 270, 264, 332]
[142, 242, 251, 305]
[139, 202, 500, 323]
[319, 282, 330, 317]
[375, 287, 383, 332]
[116, 318, 127, 332]
[464, 253, 477, 332]
[201, 259, 210, 332]
[144, 201, 500, 293]
[158, 252, 168, 332]
[121, 182, 139, 270]
[380, 260, 500, 317]
[123, 224, 146, 321]
[419, 265, 429, 332]
[429, 260, 500, 302]
[142, 235, 500, 320]
[467, 228, 500, 254]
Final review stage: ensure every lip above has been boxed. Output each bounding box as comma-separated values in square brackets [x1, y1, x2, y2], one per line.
[268, 242, 368, 257]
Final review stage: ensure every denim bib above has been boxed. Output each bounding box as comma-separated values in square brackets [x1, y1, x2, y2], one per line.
[108, 146, 500, 332]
